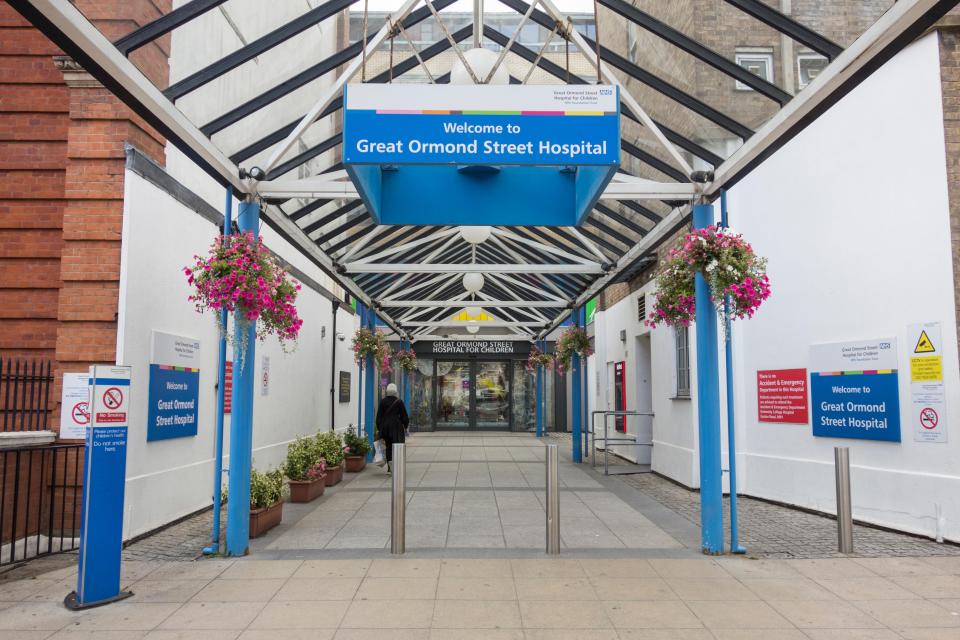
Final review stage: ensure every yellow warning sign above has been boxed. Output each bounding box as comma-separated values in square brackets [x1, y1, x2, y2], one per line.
[911, 356, 943, 382]
[914, 330, 936, 354]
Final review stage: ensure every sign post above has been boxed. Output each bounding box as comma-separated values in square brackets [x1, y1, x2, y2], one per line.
[65, 365, 132, 610]
[908, 322, 947, 443]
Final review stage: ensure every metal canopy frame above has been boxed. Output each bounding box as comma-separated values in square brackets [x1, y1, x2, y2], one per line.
[10, 0, 956, 341]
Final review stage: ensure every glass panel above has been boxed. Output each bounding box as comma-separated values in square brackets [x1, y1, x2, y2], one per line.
[410, 358, 434, 432]
[512, 362, 535, 433]
[476, 362, 510, 430]
[436, 361, 471, 428]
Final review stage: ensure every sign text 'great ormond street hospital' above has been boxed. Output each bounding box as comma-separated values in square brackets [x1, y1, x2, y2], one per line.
[344, 85, 619, 166]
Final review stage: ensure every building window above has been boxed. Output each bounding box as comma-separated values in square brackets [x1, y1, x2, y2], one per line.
[797, 53, 828, 90]
[734, 49, 774, 91]
[675, 326, 690, 397]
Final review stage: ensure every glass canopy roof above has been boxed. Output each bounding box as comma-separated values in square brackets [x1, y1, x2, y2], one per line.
[10, 0, 949, 340]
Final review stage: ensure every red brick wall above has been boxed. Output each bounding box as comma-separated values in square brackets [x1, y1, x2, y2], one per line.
[938, 22, 960, 364]
[0, 0, 169, 436]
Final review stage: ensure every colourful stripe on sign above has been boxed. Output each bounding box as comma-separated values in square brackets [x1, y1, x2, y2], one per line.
[158, 365, 199, 373]
[364, 109, 612, 116]
[813, 370, 898, 376]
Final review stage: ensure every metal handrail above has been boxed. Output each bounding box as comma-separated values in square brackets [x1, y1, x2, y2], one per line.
[589, 410, 654, 475]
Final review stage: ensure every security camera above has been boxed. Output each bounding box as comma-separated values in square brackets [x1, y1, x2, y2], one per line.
[336, 332, 346, 342]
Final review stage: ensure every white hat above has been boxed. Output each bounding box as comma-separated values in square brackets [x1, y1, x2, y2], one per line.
[386, 383, 398, 397]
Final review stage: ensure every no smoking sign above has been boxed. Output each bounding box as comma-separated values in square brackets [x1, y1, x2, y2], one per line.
[71, 402, 89, 425]
[920, 407, 939, 430]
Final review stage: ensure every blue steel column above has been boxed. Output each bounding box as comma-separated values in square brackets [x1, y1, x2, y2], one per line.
[356, 301, 364, 431]
[225, 199, 260, 557]
[721, 191, 746, 554]
[694, 202, 724, 555]
[571, 309, 583, 463]
[364, 306, 376, 459]
[580, 307, 589, 457]
[402, 339, 411, 414]
[203, 188, 232, 556]
[535, 339, 544, 437]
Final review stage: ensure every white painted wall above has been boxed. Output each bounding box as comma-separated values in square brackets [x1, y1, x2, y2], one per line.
[727, 31, 958, 542]
[592, 290, 698, 484]
[592, 31, 958, 541]
[116, 169, 358, 539]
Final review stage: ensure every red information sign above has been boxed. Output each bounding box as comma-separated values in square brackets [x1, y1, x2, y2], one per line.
[757, 368, 809, 424]
[223, 361, 233, 414]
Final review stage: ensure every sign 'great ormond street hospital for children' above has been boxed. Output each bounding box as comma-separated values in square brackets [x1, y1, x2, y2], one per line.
[343, 84, 620, 227]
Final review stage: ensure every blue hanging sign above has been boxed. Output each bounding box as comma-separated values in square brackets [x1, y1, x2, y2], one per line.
[66, 365, 133, 610]
[343, 84, 620, 227]
[147, 331, 200, 441]
[810, 338, 901, 442]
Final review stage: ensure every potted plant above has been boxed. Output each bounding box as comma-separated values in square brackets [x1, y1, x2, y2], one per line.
[343, 426, 370, 472]
[284, 436, 327, 502]
[394, 348, 418, 372]
[352, 327, 392, 374]
[315, 431, 345, 486]
[184, 232, 303, 367]
[554, 326, 593, 375]
[526, 346, 553, 374]
[249, 468, 285, 538]
[646, 226, 771, 332]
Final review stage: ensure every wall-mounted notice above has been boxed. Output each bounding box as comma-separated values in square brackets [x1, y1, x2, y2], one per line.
[59, 372, 90, 440]
[757, 368, 809, 424]
[260, 356, 270, 397]
[147, 331, 200, 441]
[810, 338, 901, 442]
[339, 371, 351, 403]
[223, 360, 233, 415]
[908, 322, 947, 443]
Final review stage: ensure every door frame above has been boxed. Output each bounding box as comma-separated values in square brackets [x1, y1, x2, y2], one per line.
[431, 357, 515, 430]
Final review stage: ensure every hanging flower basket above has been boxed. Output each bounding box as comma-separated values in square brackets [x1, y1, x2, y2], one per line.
[554, 327, 592, 376]
[525, 346, 554, 374]
[352, 327, 392, 374]
[184, 232, 303, 367]
[646, 226, 771, 330]
[394, 348, 418, 372]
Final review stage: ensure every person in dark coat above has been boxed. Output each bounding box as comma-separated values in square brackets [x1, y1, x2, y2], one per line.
[376, 383, 409, 473]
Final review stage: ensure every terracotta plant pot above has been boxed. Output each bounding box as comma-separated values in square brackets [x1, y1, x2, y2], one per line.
[324, 464, 344, 486]
[345, 456, 366, 473]
[249, 500, 283, 538]
[288, 477, 326, 503]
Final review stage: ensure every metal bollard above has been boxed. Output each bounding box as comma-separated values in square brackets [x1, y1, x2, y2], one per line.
[391, 443, 405, 554]
[545, 444, 560, 554]
[834, 447, 853, 554]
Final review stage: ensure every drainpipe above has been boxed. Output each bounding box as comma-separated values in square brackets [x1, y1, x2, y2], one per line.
[721, 190, 747, 554]
[203, 187, 232, 556]
[330, 299, 340, 430]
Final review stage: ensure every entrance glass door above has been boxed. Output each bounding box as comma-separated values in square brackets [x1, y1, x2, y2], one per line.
[436, 361, 471, 428]
[475, 361, 510, 429]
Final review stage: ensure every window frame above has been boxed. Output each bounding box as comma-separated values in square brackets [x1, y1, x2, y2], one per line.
[734, 48, 775, 91]
[796, 52, 828, 90]
[675, 325, 691, 398]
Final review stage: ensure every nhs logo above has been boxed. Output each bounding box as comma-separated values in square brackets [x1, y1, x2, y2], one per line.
[599, 88, 613, 96]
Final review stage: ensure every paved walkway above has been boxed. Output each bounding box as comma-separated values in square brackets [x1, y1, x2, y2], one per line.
[253, 432, 691, 555]
[122, 431, 960, 561]
[4, 555, 960, 638]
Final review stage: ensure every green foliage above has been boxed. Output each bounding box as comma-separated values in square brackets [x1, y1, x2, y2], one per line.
[343, 426, 370, 457]
[250, 468, 285, 509]
[284, 435, 324, 481]
[315, 430, 345, 467]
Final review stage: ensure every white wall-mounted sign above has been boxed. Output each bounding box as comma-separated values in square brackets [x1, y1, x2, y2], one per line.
[908, 322, 947, 443]
[59, 372, 90, 440]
